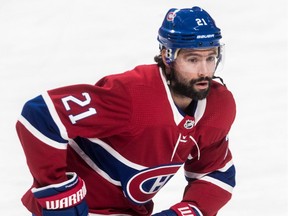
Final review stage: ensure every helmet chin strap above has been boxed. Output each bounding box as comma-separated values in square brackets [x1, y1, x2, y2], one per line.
[212, 75, 226, 87]
[212, 46, 226, 86]
[163, 61, 175, 86]
[165, 67, 172, 86]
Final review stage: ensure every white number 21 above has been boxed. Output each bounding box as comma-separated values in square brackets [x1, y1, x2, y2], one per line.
[61, 92, 97, 124]
[195, 18, 207, 26]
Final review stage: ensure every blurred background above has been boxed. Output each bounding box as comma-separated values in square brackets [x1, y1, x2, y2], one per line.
[0, 0, 287, 215]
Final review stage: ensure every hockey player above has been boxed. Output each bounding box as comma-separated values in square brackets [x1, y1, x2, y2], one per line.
[16, 6, 236, 216]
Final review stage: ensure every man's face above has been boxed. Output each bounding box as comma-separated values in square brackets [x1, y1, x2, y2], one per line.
[169, 48, 218, 100]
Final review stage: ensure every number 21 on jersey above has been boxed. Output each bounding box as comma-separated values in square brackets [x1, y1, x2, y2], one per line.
[61, 92, 97, 124]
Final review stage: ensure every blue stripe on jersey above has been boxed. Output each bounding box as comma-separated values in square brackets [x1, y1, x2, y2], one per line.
[74, 137, 139, 182]
[207, 165, 236, 187]
[21, 95, 67, 143]
[32, 173, 78, 197]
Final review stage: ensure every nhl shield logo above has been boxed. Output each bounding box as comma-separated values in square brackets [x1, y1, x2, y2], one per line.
[184, 119, 195, 129]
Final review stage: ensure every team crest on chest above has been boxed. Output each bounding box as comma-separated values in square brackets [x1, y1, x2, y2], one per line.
[124, 164, 182, 204]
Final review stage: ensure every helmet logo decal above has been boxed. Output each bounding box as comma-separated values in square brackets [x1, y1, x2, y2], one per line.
[167, 12, 176, 21]
[197, 34, 215, 39]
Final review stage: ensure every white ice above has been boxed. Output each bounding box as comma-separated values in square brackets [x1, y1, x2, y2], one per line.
[0, 0, 287, 215]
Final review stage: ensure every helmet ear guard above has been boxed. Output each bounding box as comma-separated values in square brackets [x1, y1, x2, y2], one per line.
[162, 48, 180, 65]
[164, 48, 174, 64]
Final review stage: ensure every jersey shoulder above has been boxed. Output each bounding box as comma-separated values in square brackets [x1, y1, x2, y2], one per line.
[95, 64, 161, 89]
[200, 81, 236, 131]
[208, 81, 236, 113]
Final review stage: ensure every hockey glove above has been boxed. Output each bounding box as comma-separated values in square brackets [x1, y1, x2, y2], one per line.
[32, 172, 88, 216]
[152, 209, 177, 216]
[153, 202, 202, 216]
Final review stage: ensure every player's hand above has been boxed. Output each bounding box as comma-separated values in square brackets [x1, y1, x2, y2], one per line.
[32, 172, 88, 216]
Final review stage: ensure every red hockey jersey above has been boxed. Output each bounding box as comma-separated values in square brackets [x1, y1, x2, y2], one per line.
[16, 64, 236, 216]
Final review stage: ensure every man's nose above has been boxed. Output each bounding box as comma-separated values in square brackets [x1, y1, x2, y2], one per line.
[197, 61, 210, 77]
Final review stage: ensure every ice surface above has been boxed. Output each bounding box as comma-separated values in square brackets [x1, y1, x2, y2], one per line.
[0, 0, 287, 215]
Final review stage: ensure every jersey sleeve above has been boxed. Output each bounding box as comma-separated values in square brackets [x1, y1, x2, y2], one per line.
[181, 85, 236, 216]
[16, 77, 132, 186]
[182, 139, 236, 216]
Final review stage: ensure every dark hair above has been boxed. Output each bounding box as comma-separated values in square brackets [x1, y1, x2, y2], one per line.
[154, 54, 166, 71]
[154, 53, 171, 83]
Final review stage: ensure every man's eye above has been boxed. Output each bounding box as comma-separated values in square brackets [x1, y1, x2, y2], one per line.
[188, 58, 198, 63]
[207, 56, 216, 62]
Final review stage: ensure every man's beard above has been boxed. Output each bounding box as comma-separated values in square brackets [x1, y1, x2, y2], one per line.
[169, 68, 212, 100]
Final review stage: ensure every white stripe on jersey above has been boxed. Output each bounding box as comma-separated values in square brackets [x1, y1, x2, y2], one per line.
[18, 115, 67, 150]
[194, 99, 206, 125]
[185, 159, 234, 179]
[201, 175, 234, 193]
[42, 91, 70, 140]
[159, 68, 184, 125]
[88, 138, 148, 171]
[69, 139, 121, 186]
[184, 159, 234, 193]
